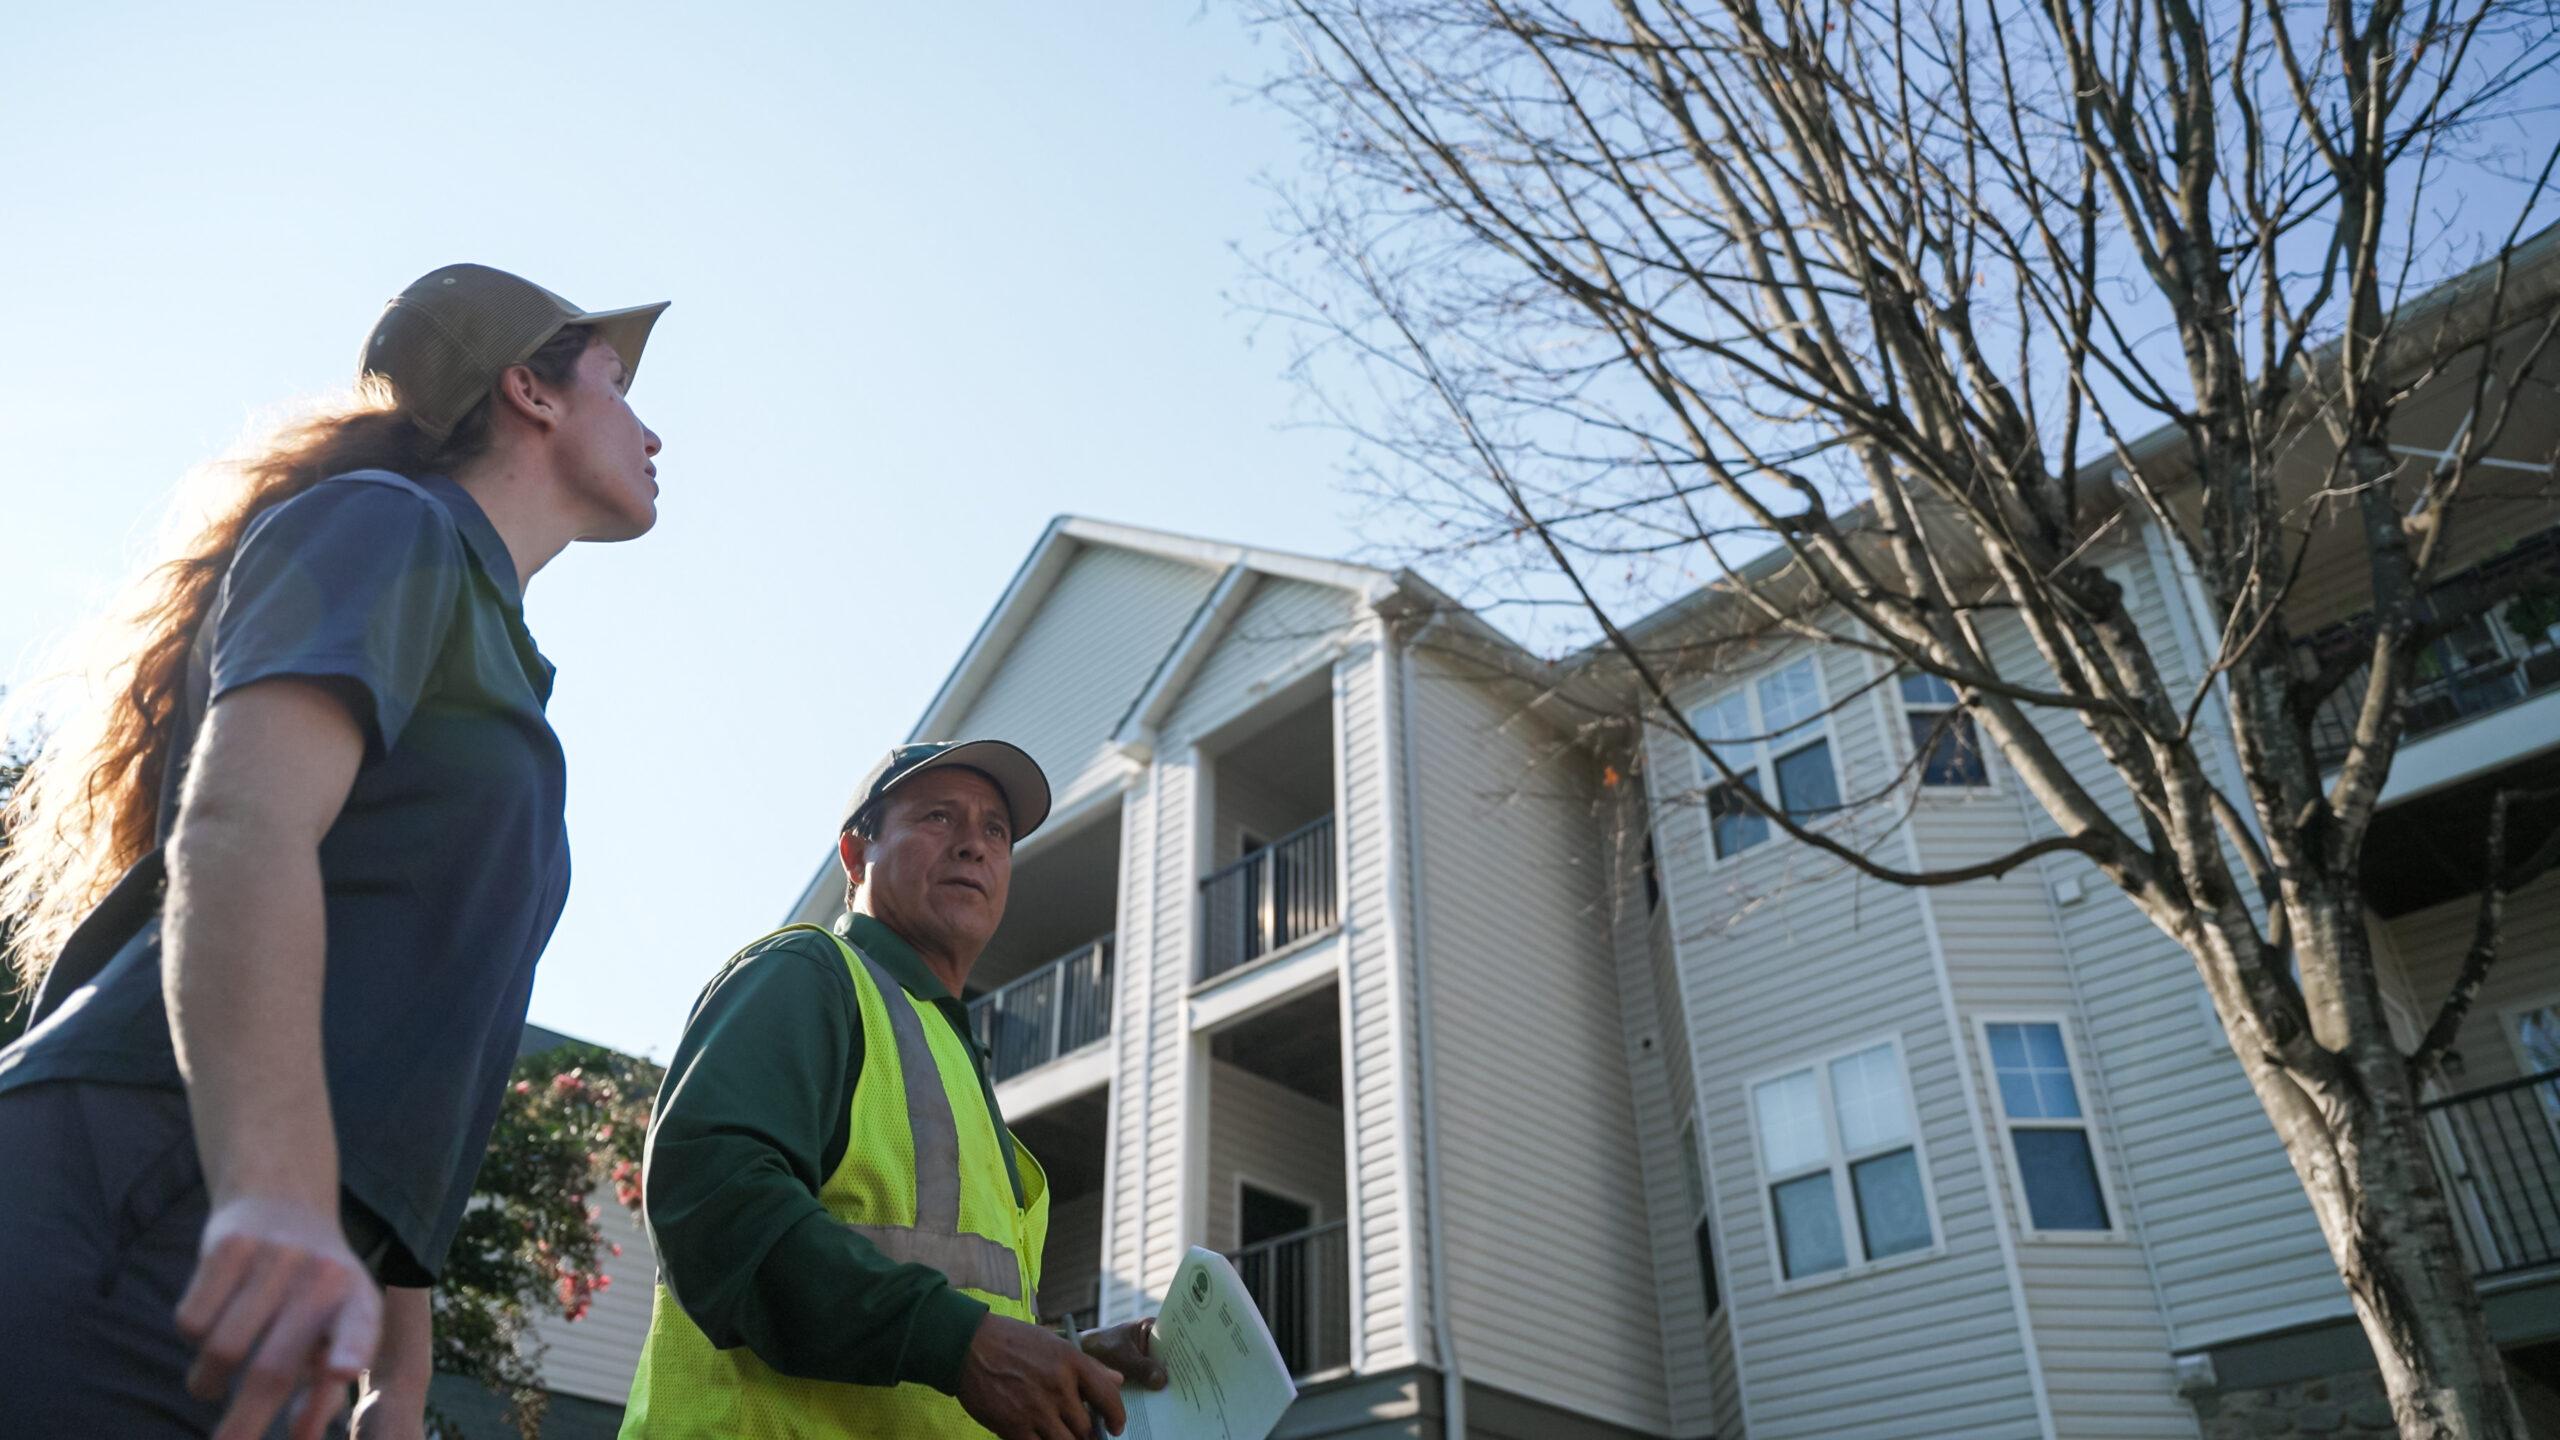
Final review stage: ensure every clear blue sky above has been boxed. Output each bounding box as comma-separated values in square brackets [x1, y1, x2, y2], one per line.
[0, 3, 1356, 1059]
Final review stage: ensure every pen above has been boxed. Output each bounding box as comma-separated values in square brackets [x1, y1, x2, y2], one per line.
[1062, 1314, 1108, 1440]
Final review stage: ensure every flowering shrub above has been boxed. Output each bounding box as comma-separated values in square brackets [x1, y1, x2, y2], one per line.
[430, 1040, 659, 1439]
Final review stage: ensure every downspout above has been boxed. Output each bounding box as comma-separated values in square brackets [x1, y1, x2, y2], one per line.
[1396, 630, 1466, 1440]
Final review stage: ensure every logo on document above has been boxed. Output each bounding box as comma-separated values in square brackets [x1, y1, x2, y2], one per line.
[1191, 1270, 1211, 1304]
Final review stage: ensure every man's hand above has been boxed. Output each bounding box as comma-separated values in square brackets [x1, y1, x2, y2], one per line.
[956, 1312, 1129, 1440]
[175, 1194, 382, 1440]
[1080, 1318, 1169, 1394]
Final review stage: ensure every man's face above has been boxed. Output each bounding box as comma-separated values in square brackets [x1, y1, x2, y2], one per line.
[554, 337, 663, 542]
[853, 767, 1015, 975]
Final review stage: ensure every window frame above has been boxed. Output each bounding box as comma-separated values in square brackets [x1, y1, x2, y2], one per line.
[1894, 670, 1998, 790]
[2498, 989, 2560, 1081]
[1688, 654, 1846, 863]
[1232, 1173, 1325, 1249]
[1971, 1014, 2126, 1243]
[1677, 1111, 1724, 1319]
[1742, 1032, 1945, 1291]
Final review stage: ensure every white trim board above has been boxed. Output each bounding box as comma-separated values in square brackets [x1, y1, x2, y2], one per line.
[1188, 932, 1344, 1034]
[995, 1044, 1113, 1121]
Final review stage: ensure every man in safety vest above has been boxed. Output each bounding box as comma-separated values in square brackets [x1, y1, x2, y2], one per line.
[622, 739, 1167, 1439]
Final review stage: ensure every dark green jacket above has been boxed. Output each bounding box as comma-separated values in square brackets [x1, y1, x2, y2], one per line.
[640, 914, 1024, 1394]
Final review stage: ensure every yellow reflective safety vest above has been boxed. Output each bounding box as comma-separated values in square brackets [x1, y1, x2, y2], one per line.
[622, 925, 1049, 1439]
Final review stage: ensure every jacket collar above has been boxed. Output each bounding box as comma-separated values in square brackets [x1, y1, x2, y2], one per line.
[836, 912, 958, 1006]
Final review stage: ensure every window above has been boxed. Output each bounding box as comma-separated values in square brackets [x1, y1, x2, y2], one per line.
[1692, 658, 1842, 859]
[1749, 1039, 1935, 1279]
[1983, 1021, 2112, 1233]
[2503, 999, 2560, 1122]
[2514, 1002, 2560, 1076]
[1679, 1116, 1721, 1316]
[1900, 673, 1988, 786]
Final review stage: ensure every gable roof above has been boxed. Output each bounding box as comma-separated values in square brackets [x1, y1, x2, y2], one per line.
[905, 516, 1400, 750]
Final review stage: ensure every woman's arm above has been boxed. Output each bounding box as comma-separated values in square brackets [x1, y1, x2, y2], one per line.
[350, 1287, 433, 1440]
[165, 677, 378, 1440]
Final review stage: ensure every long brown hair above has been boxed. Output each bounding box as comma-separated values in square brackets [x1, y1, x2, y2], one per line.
[0, 324, 595, 991]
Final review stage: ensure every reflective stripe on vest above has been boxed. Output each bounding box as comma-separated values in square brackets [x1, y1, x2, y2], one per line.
[842, 944, 1026, 1303]
[620, 926, 1047, 1440]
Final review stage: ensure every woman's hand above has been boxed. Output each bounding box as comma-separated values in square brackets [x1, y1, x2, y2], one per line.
[175, 1194, 381, 1440]
[348, 1286, 433, 1440]
[348, 1390, 429, 1440]
[164, 680, 373, 1440]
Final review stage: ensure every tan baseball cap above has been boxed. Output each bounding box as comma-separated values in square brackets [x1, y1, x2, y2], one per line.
[357, 263, 668, 442]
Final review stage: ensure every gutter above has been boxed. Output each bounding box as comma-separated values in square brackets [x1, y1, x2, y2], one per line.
[1396, 626, 1467, 1440]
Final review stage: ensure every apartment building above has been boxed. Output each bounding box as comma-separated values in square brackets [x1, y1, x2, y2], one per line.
[761, 267, 2556, 1439]
[489, 244, 2558, 1439]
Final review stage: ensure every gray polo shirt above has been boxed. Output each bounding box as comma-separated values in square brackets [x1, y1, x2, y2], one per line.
[0, 470, 572, 1281]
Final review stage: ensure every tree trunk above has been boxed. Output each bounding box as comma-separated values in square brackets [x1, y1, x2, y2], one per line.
[2264, 894, 2527, 1439]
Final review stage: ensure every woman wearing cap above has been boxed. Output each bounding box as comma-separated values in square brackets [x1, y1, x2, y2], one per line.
[0, 265, 667, 1440]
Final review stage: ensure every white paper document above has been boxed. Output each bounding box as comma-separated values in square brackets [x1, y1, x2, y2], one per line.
[1119, 1246, 1299, 1440]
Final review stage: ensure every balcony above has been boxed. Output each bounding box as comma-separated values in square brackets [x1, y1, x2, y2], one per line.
[2426, 1069, 2560, 1278]
[1226, 1220, 1350, 1378]
[968, 935, 1114, 1085]
[1198, 816, 1338, 983]
[2297, 526, 2560, 771]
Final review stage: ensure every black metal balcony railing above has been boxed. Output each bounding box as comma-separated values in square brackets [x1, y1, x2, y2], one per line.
[2425, 1068, 2560, 1278]
[967, 935, 1114, 1085]
[2296, 526, 2560, 770]
[1198, 816, 1338, 982]
[1226, 1221, 1351, 1378]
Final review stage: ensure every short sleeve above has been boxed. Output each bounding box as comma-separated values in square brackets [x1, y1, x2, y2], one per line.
[209, 477, 467, 758]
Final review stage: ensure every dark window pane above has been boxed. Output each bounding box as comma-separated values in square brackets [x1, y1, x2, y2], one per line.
[1908, 712, 1988, 786]
[1850, 1148, 1933, 1259]
[1241, 1185, 1314, 1246]
[1771, 1173, 1847, 1278]
[1900, 672, 1959, 705]
[1708, 776, 1768, 858]
[1693, 1214, 1721, 1315]
[2013, 1129, 2111, 1231]
[1773, 739, 1838, 820]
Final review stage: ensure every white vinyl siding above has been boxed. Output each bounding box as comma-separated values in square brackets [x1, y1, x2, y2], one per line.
[1609, 791, 1727, 1437]
[516, 1184, 655, 1404]
[1206, 1061, 1347, 1254]
[2389, 871, 2560, 1090]
[1339, 636, 1420, 1372]
[1954, 551, 2348, 1353]
[1641, 650, 2045, 1440]
[1874, 544, 2299, 1434]
[1405, 642, 1671, 1434]
[955, 543, 1223, 804]
[1160, 578, 1360, 745]
[1679, 1115, 1722, 1316]
[1101, 757, 1197, 1321]
[1040, 1189, 1105, 1323]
